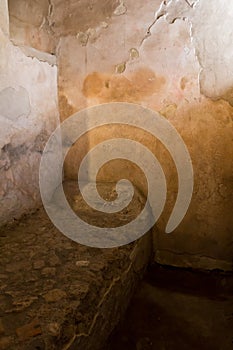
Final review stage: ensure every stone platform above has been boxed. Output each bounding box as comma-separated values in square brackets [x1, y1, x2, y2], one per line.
[0, 182, 152, 350]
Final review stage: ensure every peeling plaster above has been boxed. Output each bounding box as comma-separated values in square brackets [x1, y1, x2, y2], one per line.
[187, 15, 202, 97]
[113, 0, 127, 16]
[18, 45, 56, 66]
[76, 32, 89, 46]
[140, 1, 168, 46]
[147, 0, 233, 104]
[114, 1, 127, 16]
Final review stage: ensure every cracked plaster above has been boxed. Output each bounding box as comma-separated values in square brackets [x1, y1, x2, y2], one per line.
[56, 0, 233, 270]
[1, 0, 232, 270]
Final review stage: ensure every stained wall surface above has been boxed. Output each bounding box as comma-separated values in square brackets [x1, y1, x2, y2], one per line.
[58, 0, 233, 270]
[5, 0, 233, 270]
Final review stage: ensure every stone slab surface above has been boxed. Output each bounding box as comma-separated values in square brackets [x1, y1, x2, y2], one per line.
[0, 181, 152, 350]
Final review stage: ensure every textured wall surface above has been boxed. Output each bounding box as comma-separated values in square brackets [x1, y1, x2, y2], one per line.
[8, 0, 120, 54]
[3, 0, 233, 270]
[53, 0, 233, 270]
[0, 1, 59, 225]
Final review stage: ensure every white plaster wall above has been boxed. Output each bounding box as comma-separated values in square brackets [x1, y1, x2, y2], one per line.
[0, 1, 59, 225]
[155, 0, 233, 103]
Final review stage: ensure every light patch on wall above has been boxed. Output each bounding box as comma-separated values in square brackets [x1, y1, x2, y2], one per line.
[0, 86, 31, 120]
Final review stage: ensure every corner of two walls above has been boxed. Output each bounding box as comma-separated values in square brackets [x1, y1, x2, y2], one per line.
[1, 0, 232, 272]
[58, 0, 233, 271]
[0, 0, 60, 226]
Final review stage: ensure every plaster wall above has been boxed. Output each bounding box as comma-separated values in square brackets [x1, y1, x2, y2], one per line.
[5, 0, 233, 270]
[57, 0, 233, 270]
[0, 0, 59, 225]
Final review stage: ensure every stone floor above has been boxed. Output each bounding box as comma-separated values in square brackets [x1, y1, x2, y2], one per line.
[104, 264, 233, 350]
[0, 181, 152, 350]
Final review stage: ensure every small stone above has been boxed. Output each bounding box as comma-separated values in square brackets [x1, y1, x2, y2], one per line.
[33, 260, 45, 269]
[48, 254, 60, 266]
[75, 260, 90, 267]
[6, 260, 31, 272]
[69, 282, 89, 297]
[63, 242, 74, 250]
[0, 336, 12, 349]
[43, 289, 67, 303]
[47, 322, 60, 337]
[41, 267, 56, 277]
[24, 273, 38, 283]
[11, 297, 38, 312]
[16, 319, 42, 341]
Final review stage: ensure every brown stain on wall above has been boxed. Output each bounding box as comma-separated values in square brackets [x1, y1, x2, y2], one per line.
[59, 94, 77, 121]
[82, 67, 166, 103]
[180, 77, 188, 90]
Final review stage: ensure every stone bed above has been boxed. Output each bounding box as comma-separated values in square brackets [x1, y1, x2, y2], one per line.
[0, 182, 153, 350]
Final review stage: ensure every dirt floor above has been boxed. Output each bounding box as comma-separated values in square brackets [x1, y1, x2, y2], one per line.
[104, 264, 233, 350]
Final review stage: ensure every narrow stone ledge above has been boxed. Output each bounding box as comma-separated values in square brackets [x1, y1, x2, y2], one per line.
[0, 181, 153, 350]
